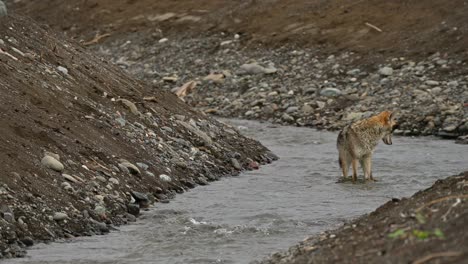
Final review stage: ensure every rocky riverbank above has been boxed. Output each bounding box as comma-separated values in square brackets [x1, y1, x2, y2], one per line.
[255, 171, 468, 264]
[91, 32, 468, 142]
[0, 15, 275, 259]
[7, 0, 468, 142]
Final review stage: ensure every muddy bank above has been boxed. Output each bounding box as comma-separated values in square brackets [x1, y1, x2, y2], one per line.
[0, 15, 275, 259]
[256, 171, 468, 264]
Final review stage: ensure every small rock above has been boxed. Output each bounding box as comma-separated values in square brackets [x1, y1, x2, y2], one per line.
[378, 66, 393, 76]
[286, 106, 299, 113]
[425, 80, 440, 86]
[53, 212, 68, 221]
[21, 237, 34, 247]
[117, 99, 140, 115]
[2, 212, 14, 223]
[281, 113, 295, 122]
[159, 38, 168, 43]
[159, 174, 172, 182]
[127, 204, 140, 216]
[118, 160, 141, 175]
[346, 69, 360, 76]
[320, 87, 342, 97]
[41, 155, 64, 172]
[231, 158, 242, 170]
[109, 178, 119, 185]
[125, 213, 137, 222]
[130, 191, 149, 205]
[239, 62, 277, 75]
[57, 66, 68, 75]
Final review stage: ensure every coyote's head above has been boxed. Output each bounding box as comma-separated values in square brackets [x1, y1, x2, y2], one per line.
[378, 111, 397, 145]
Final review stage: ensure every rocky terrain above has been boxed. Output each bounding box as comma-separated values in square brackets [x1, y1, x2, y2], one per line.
[0, 15, 275, 258]
[1, 0, 468, 262]
[256, 172, 468, 264]
[91, 32, 468, 141]
[7, 0, 468, 142]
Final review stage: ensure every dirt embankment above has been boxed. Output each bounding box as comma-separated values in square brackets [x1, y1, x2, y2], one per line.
[256, 172, 468, 264]
[7, 0, 468, 59]
[0, 15, 275, 258]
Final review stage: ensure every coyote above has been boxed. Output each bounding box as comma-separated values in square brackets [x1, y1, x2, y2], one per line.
[337, 111, 396, 182]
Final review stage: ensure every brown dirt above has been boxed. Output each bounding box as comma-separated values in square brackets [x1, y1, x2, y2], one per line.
[258, 172, 468, 264]
[7, 0, 468, 61]
[0, 14, 274, 258]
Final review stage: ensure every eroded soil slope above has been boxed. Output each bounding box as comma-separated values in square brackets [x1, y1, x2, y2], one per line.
[8, 0, 468, 58]
[0, 15, 274, 258]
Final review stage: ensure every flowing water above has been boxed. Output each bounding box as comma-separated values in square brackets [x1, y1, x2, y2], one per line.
[7, 119, 467, 264]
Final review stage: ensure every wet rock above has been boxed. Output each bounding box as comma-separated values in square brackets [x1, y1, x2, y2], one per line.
[455, 135, 468, 144]
[53, 212, 69, 221]
[41, 155, 64, 172]
[136, 162, 149, 170]
[130, 191, 150, 208]
[378, 66, 393, 76]
[127, 204, 140, 216]
[125, 213, 137, 222]
[21, 237, 34, 247]
[231, 158, 242, 170]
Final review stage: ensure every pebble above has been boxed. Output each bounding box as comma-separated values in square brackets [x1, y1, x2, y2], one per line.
[320, 87, 342, 97]
[239, 62, 277, 75]
[41, 155, 64, 172]
[378, 66, 393, 76]
[159, 174, 172, 182]
[53, 212, 68, 221]
[57, 66, 69, 75]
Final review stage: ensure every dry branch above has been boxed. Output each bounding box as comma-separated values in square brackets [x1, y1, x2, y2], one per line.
[412, 251, 462, 264]
[365, 22, 383, 32]
[416, 194, 468, 212]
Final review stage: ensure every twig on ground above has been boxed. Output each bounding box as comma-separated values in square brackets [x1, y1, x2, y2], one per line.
[83, 33, 111, 46]
[0, 48, 19, 61]
[412, 251, 462, 264]
[365, 22, 383, 32]
[143, 96, 157, 102]
[416, 194, 468, 212]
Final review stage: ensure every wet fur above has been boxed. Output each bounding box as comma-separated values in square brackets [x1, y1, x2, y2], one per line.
[337, 111, 396, 182]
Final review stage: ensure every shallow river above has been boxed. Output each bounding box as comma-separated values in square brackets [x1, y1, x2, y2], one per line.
[7, 119, 467, 264]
